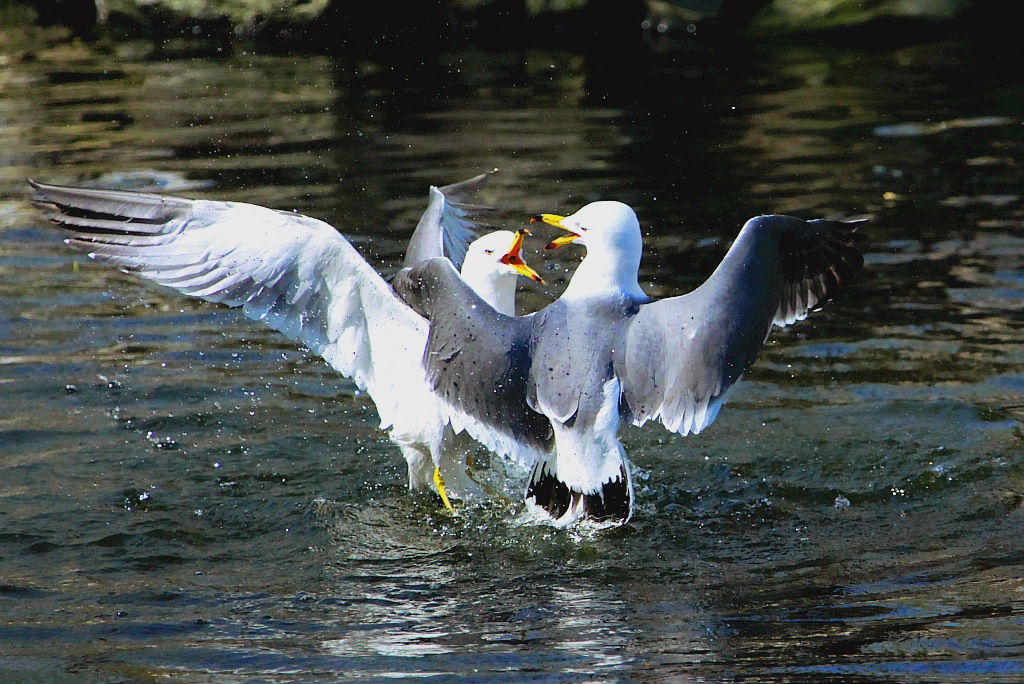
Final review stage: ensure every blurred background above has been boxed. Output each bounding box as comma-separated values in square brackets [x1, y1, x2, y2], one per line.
[2, 1, 1024, 682]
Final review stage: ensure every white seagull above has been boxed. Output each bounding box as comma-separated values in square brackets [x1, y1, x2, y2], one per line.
[393, 200, 866, 526]
[30, 174, 542, 509]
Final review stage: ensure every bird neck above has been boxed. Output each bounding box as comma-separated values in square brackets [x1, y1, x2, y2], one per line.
[561, 249, 645, 302]
[462, 270, 517, 315]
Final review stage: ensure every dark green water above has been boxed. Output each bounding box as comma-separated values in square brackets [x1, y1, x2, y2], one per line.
[2, 28, 1024, 683]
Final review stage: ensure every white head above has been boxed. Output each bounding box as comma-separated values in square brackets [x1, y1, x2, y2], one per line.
[459, 230, 542, 316]
[532, 201, 645, 300]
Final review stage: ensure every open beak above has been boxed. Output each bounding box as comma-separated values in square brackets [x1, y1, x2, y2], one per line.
[500, 229, 544, 283]
[531, 213, 580, 250]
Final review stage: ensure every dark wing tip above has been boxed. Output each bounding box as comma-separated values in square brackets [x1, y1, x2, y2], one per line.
[28, 178, 58, 203]
[787, 215, 867, 270]
[436, 168, 498, 206]
[771, 215, 868, 320]
[809, 216, 869, 243]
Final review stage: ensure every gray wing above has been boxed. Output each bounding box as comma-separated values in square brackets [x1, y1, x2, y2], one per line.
[393, 257, 553, 466]
[402, 170, 497, 270]
[615, 214, 866, 436]
[31, 179, 432, 431]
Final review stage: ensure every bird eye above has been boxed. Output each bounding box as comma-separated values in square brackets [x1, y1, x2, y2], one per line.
[484, 249, 494, 255]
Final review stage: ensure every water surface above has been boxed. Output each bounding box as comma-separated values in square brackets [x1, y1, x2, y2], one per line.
[2, 30, 1024, 682]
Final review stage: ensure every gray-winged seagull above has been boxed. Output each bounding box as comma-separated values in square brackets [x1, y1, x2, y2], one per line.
[30, 173, 542, 510]
[393, 200, 866, 526]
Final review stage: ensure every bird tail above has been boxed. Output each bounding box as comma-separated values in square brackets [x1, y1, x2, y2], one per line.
[524, 459, 633, 526]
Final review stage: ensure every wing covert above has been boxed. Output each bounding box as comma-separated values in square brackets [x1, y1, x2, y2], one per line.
[615, 214, 865, 436]
[393, 257, 553, 465]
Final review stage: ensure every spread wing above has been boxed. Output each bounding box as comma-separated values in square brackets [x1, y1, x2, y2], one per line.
[615, 214, 866, 436]
[392, 257, 553, 466]
[30, 179, 430, 431]
[402, 170, 497, 270]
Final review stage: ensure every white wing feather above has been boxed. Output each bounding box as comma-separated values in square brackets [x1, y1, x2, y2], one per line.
[32, 182, 435, 433]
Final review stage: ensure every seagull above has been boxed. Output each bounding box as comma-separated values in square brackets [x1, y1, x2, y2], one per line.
[393, 200, 866, 527]
[30, 174, 542, 509]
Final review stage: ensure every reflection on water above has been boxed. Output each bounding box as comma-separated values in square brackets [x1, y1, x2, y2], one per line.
[2, 28, 1024, 683]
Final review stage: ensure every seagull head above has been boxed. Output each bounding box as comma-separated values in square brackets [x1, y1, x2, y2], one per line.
[460, 230, 543, 314]
[532, 201, 642, 256]
[477, 229, 542, 281]
[531, 201, 645, 298]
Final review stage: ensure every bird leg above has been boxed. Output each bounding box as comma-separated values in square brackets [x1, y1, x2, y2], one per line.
[433, 467, 455, 511]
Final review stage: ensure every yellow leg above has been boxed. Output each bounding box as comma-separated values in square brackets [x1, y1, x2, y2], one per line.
[433, 467, 455, 511]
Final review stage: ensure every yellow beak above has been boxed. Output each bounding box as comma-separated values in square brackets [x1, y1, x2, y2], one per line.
[500, 229, 544, 283]
[530, 213, 580, 250]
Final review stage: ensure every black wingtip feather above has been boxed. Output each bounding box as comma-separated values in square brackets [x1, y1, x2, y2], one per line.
[781, 217, 868, 299]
